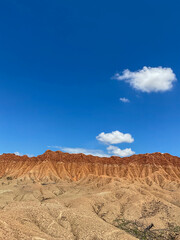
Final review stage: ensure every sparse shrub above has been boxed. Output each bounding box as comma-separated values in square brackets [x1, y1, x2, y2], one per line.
[114, 218, 180, 240]
[6, 176, 13, 180]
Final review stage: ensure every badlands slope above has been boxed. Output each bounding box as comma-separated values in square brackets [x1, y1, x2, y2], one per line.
[0, 151, 179, 240]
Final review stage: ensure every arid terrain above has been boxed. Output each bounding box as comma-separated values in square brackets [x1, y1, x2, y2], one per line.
[0, 150, 179, 240]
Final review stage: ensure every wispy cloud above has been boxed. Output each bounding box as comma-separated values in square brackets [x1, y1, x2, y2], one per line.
[107, 145, 135, 157]
[96, 130, 134, 145]
[49, 146, 110, 157]
[14, 152, 34, 157]
[114, 66, 176, 93]
[120, 97, 130, 103]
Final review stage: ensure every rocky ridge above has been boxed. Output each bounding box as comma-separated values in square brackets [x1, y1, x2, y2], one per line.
[0, 150, 179, 184]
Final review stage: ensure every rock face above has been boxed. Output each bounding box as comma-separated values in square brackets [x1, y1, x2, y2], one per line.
[0, 150, 179, 184]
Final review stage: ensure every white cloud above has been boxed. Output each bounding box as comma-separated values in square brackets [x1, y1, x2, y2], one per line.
[120, 97, 130, 103]
[96, 130, 134, 144]
[114, 66, 176, 93]
[107, 145, 135, 157]
[50, 146, 109, 157]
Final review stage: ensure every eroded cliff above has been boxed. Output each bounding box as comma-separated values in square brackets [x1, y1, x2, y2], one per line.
[0, 150, 179, 184]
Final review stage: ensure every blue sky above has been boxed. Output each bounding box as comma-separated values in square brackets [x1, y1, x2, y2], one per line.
[0, 0, 180, 157]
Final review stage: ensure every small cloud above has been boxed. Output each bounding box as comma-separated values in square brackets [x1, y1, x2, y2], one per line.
[96, 131, 134, 145]
[49, 146, 110, 157]
[114, 66, 176, 93]
[107, 145, 135, 157]
[120, 97, 130, 103]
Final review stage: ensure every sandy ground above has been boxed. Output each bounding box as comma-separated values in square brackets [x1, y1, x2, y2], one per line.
[0, 176, 179, 240]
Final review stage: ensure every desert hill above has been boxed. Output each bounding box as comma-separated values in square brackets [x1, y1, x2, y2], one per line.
[0, 151, 179, 240]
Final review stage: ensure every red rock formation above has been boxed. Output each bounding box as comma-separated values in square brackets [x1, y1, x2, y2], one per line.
[0, 150, 179, 183]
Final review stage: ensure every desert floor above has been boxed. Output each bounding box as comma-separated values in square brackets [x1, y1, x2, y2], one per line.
[0, 176, 179, 240]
